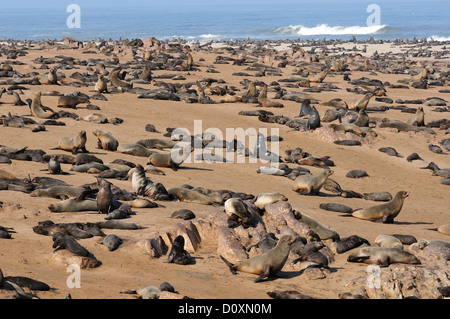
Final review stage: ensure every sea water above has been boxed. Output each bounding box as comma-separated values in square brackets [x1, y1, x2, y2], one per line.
[0, 0, 448, 42]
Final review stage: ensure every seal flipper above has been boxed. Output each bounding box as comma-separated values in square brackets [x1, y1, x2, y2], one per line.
[254, 265, 271, 283]
[219, 255, 237, 275]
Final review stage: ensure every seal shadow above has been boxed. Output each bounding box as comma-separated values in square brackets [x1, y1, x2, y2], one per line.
[177, 166, 214, 172]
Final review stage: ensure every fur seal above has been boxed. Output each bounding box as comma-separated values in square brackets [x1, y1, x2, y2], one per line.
[362, 192, 392, 202]
[125, 164, 156, 197]
[407, 106, 425, 126]
[96, 220, 141, 230]
[220, 235, 296, 282]
[297, 99, 312, 117]
[348, 92, 374, 111]
[30, 92, 55, 119]
[168, 187, 214, 205]
[95, 74, 108, 93]
[104, 203, 131, 220]
[353, 109, 370, 127]
[319, 203, 353, 214]
[293, 210, 340, 240]
[0, 268, 50, 291]
[253, 193, 288, 211]
[47, 154, 62, 174]
[308, 68, 329, 83]
[117, 144, 157, 157]
[292, 241, 329, 268]
[438, 224, 450, 236]
[165, 235, 193, 265]
[335, 235, 370, 254]
[30, 186, 84, 199]
[110, 70, 133, 89]
[346, 170, 369, 178]
[92, 129, 119, 151]
[96, 177, 114, 214]
[352, 191, 409, 223]
[224, 198, 255, 228]
[136, 138, 176, 149]
[102, 234, 123, 251]
[374, 234, 403, 248]
[52, 232, 90, 257]
[306, 106, 320, 130]
[292, 169, 334, 195]
[347, 247, 421, 267]
[171, 209, 196, 220]
[146, 153, 179, 171]
[57, 95, 90, 109]
[55, 130, 88, 154]
[246, 233, 278, 253]
[258, 85, 284, 108]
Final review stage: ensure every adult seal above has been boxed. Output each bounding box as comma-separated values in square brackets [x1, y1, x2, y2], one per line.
[92, 129, 119, 151]
[96, 177, 114, 214]
[146, 153, 180, 171]
[30, 91, 55, 119]
[55, 130, 88, 154]
[224, 198, 256, 228]
[220, 235, 296, 282]
[347, 247, 421, 267]
[351, 191, 409, 223]
[292, 169, 334, 195]
[253, 192, 288, 211]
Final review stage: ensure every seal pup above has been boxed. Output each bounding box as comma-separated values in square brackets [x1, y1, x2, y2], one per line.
[292, 169, 334, 195]
[47, 154, 62, 174]
[165, 235, 193, 265]
[352, 191, 409, 223]
[292, 241, 329, 268]
[30, 91, 55, 119]
[347, 247, 421, 267]
[52, 232, 90, 257]
[104, 203, 132, 220]
[335, 235, 370, 254]
[220, 235, 296, 282]
[96, 177, 114, 214]
[101, 234, 123, 251]
[296, 99, 312, 117]
[246, 233, 278, 253]
[54, 130, 88, 154]
[95, 74, 108, 93]
[224, 198, 255, 228]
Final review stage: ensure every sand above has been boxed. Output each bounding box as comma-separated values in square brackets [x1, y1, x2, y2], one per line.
[0, 39, 449, 299]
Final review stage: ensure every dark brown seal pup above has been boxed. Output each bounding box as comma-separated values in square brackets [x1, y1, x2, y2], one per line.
[52, 232, 90, 257]
[165, 235, 193, 265]
[220, 235, 296, 282]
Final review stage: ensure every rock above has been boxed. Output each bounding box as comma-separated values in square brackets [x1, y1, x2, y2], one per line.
[137, 232, 167, 258]
[52, 249, 101, 269]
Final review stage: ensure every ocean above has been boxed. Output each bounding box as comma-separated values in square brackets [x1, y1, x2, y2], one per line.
[0, 0, 449, 42]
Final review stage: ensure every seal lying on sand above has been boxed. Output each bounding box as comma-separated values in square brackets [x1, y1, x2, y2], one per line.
[292, 169, 334, 195]
[347, 246, 421, 267]
[220, 235, 296, 282]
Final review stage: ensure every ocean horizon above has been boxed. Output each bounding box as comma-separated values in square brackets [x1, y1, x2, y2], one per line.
[0, 0, 449, 42]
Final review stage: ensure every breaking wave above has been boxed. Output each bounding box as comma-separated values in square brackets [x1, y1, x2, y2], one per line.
[271, 24, 389, 36]
[427, 35, 450, 41]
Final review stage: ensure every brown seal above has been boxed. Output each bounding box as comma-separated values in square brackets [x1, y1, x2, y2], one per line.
[95, 74, 108, 93]
[406, 106, 425, 126]
[352, 191, 409, 223]
[57, 95, 90, 108]
[348, 92, 374, 111]
[30, 91, 55, 119]
[347, 246, 421, 267]
[96, 177, 114, 214]
[307, 68, 329, 83]
[292, 169, 334, 195]
[146, 153, 179, 171]
[219, 235, 296, 282]
[258, 85, 284, 108]
[55, 130, 88, 154]
[110, 69, 133, 89]
[92, 129, 119, 151]
[167, 187, 214, 205]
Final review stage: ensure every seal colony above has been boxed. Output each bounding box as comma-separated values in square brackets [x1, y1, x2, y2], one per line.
[0, 35, 449, 300]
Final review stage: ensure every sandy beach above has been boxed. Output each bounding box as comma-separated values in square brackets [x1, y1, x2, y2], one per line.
[0, 38, 449, 300]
